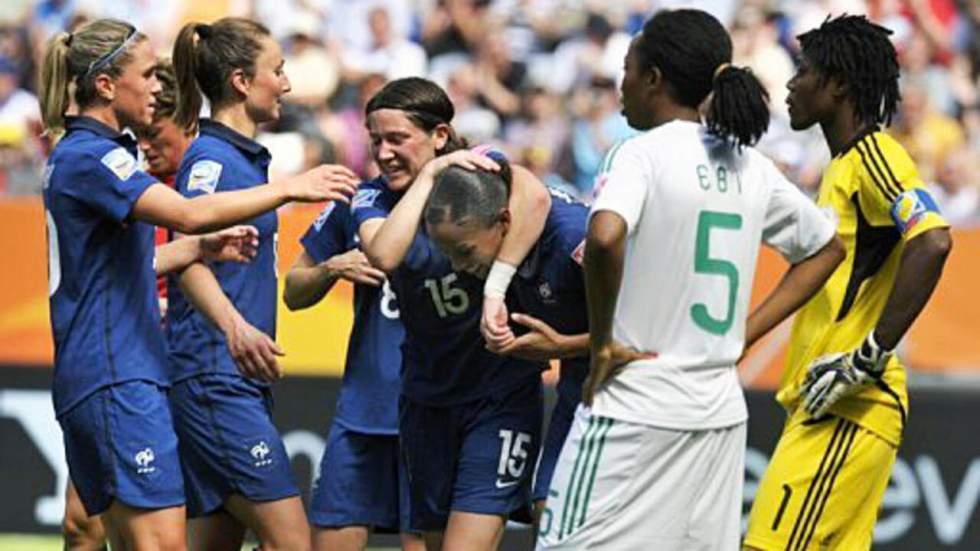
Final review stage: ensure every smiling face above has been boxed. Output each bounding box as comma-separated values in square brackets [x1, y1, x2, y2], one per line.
[366, 108, 448, 191]
[427, 214, 508, 279]
[110, 39, 160, 129]
[242, 36, 290, 124]
[785, 54, 838, 131]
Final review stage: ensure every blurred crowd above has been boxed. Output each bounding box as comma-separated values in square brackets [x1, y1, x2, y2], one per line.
[0, 0, 978, 224]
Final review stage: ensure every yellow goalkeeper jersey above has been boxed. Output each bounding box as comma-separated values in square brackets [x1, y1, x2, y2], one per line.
[776, 129, 948, 446]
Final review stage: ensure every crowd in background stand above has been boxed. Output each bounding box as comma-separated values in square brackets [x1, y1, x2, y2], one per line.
[1, 0, 978, 223]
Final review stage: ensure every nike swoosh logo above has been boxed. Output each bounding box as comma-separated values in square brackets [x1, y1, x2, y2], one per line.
[495, 479, 519, 489]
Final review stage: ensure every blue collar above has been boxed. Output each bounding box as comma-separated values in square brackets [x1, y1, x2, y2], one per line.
[65, 115, 131, 141]
[198, 119, 268, 158]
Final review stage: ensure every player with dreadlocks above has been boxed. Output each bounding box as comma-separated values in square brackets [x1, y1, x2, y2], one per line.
[743, 15, 952, 551]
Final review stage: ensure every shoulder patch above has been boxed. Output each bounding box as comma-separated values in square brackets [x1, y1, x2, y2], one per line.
[100, 147, 137, 181]
[891, 188, 940, 234]
[187, 160, 223, 194]
[352, 188, 381, 210]
[312, 202, 337, 231]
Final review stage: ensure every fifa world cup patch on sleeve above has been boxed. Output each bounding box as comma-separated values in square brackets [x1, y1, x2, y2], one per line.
[352, 188, 381, 210]
[100, 147, 137, 181]
[890, 189, 940, 234]
[187, 160, 222, 194]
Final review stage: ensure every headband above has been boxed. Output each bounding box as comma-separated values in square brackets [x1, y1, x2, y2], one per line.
[83, 26, 138, 79]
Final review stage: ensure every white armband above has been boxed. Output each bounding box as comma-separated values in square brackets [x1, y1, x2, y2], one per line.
[484, 260, 517, 298]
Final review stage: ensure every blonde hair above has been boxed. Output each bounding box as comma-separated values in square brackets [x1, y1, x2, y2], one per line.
[39, 19, 146, 135]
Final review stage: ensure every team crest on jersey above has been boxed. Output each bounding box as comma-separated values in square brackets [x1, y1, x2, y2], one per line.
[313, 202, 337, 231]
[891, 189, 939, 234]
[570, 239, 585, 266]
[352, 188, 381, 210]
[537, 281, 555, 303]
[100, 147, 137, 181]
[187, 160, 222, 194]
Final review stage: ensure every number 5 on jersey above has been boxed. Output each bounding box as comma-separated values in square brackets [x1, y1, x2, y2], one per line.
[691, 210, 742, 335]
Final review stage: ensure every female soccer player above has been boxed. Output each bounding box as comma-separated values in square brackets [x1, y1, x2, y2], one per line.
[40, 18, 354, 549]
[165, 17, 360, 551]
[420, 163, 650, 540]
[61, 56, 194, 551]
[538, 9, 844, 549]
[284, 199, 422, 551]
[352, 77, 551, 551]
[744, 15, 952, 551]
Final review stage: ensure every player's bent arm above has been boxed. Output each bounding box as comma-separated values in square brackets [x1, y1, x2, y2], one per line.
[745, 235, 846, 350]
[283, 251, 340, 311]
[584, 211, 628, 355]
[363, 150, 499, 273]
[360, 172, 433, 273]
[496, 164, 551, 267]
[874, 227, 952, 350]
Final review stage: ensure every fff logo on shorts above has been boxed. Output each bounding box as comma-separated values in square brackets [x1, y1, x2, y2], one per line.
[251, 440, 273, 468]
[134, 447, 156, 475]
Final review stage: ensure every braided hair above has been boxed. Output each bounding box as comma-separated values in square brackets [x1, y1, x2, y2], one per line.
[797, 14, 901, 127]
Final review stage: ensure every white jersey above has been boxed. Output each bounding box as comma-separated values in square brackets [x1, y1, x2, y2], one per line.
[589, 120, 835, 430]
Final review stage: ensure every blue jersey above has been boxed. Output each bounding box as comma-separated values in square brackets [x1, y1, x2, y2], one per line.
[510, 189, 590, 400]
[166, 119, 277, 383]
[351, 178, 544, 406]
[43, 116, 165, 415]
[301, 196, 404, 434]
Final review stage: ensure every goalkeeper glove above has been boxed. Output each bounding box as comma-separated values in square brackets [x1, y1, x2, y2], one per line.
[802, 331, 893, 418]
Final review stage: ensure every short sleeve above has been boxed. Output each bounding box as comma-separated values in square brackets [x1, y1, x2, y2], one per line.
[761, 160, 836, 264]
[855, 134, 949, 241]
[351, 181, 394, 229]
[300, 202, 353, 264]
[588, 139, 648, 235]
[61, 146, 157, 223]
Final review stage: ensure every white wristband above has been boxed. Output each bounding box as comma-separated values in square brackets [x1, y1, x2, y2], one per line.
[484, 260, 517, 298]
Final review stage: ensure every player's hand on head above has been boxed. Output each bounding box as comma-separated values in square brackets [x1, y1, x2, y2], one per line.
[423, 149, 500, 178]
[225, 316, 284, 383]
[282, 164, 359, 203]
[199, 225, 259, 263]
[582, 341, 656, 407]
[327, 249, 385, 287]
[481, 296, 515, 348]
